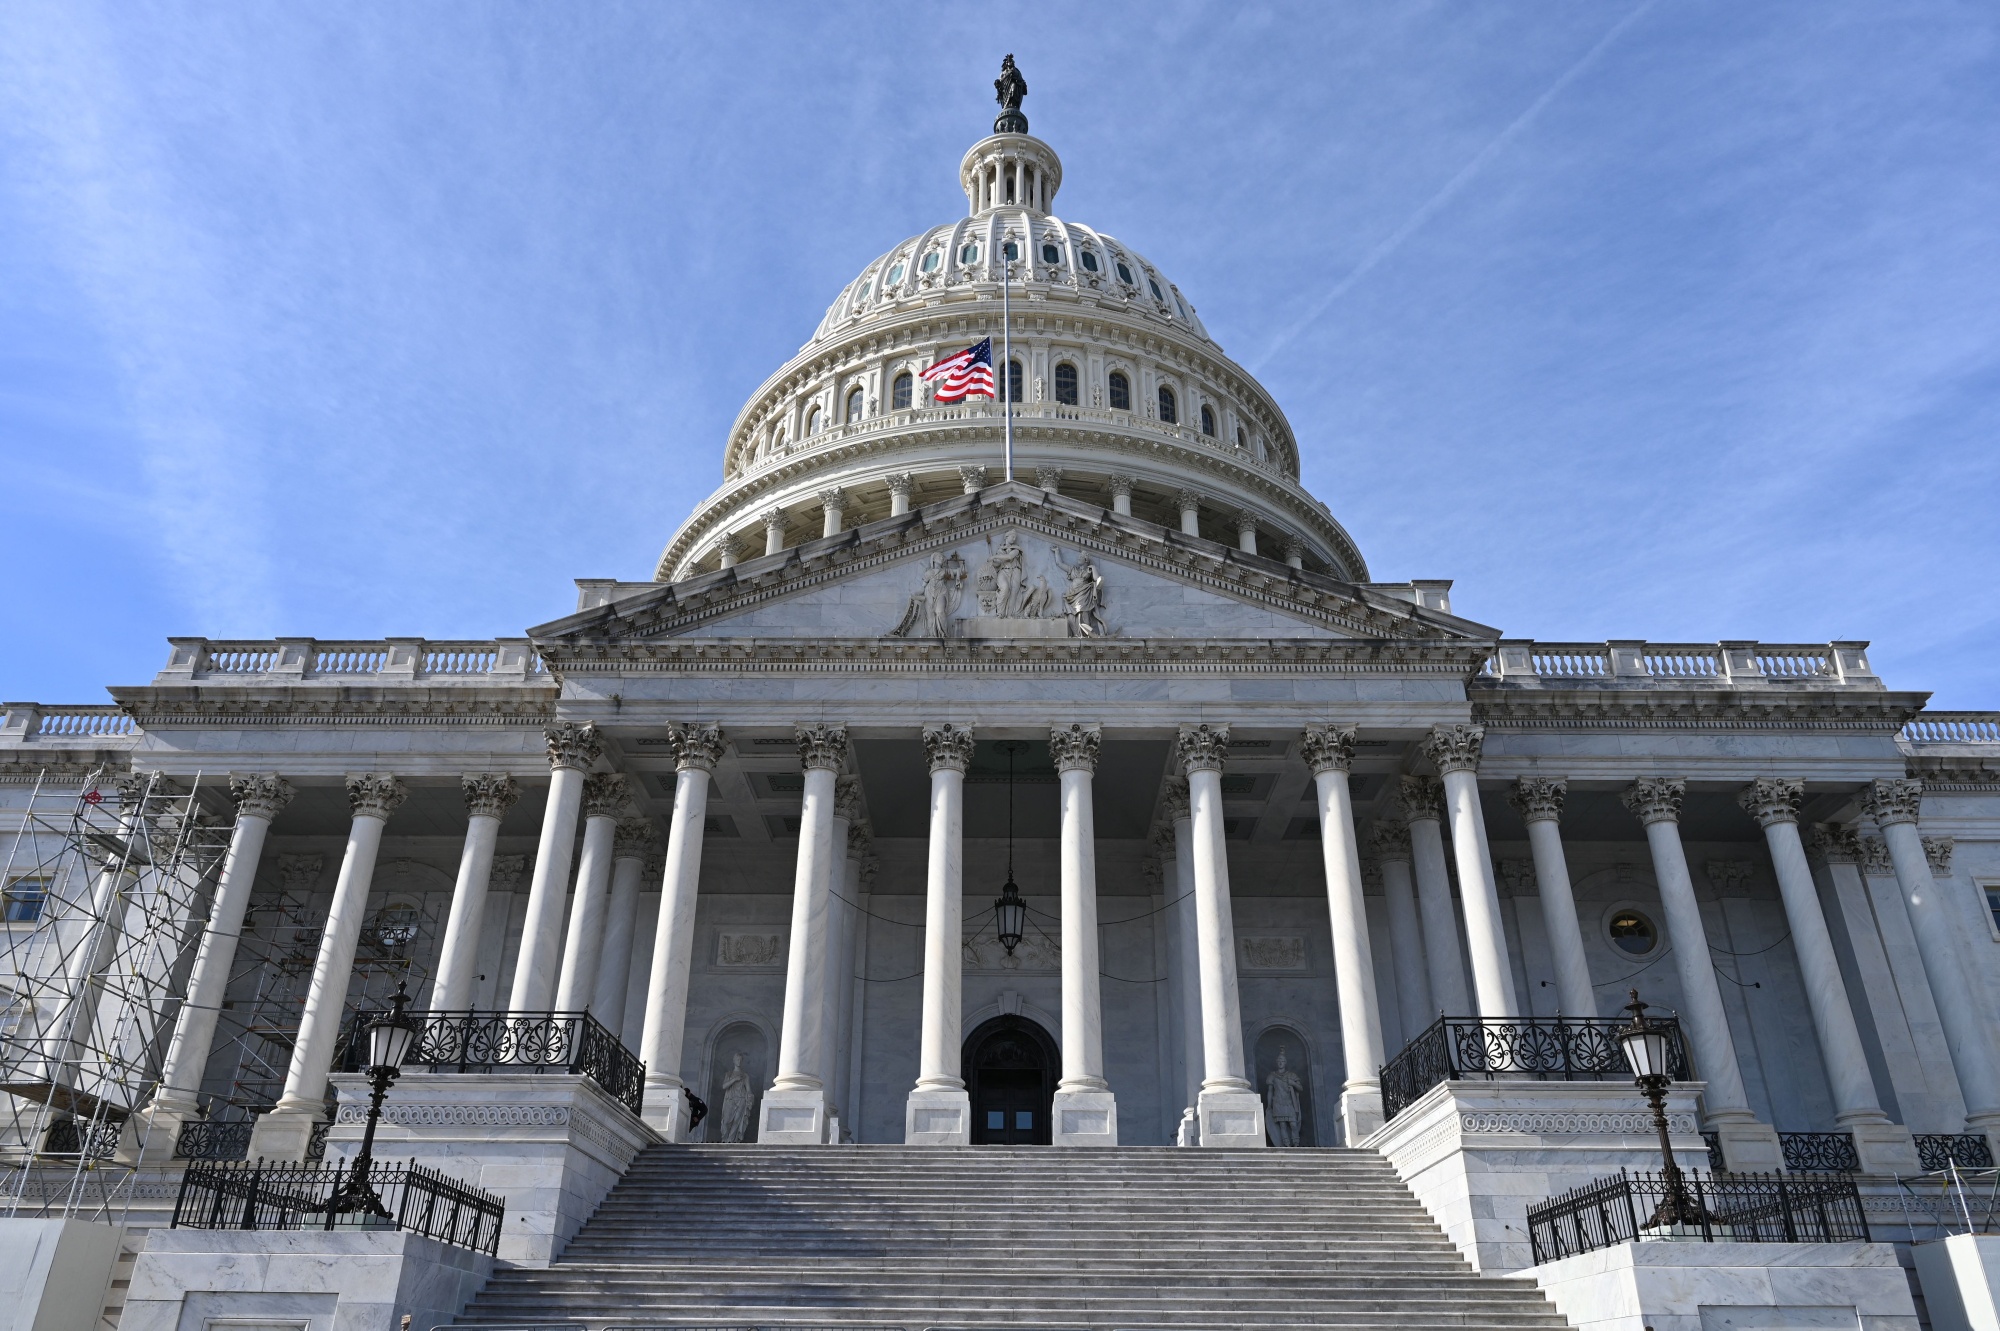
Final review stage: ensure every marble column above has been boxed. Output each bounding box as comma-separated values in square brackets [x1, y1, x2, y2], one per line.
[129, 775, 294, 1158]
[1177, 724, 1265, 1147]
[716, 533, 742, 570]
[907, 722, 973, 1144]
[1175, 488, 1202, 537]
[762, 723, 847, 1144]
[639, 722, 725, 1138]
[887, 473, 914, 517]
[1398, 775, 1472, 1017]
[555, 773, 627, 1012]
[1302, 725, 1386, 1141]
[818, 487, 847, 538]
[1740, 778, 1917, 1172]
[1369, 820, 1433, 1046]
[431, 775, 520, 1012]
[1233, 511, 1259, 554]
[249, 774, 407, 1161]
[1051, 723, 1117, 1144]
[958, 465, 988, 494]
[48, 777, 149, 1083]
[827, 820, 867, 1131]
[762, 507, 787, 556]
[1867, 778, 2000, 1152]
[509, 722, 601, 1013]
[1109, 474, 1134, 517]
[590, 817, 655, 1038]
[1508, 778, 1596, 1020]
[1621, 777, 1782, 1170]
[1166, 784, 1204, 1114]
[1422, 725, 1518, 1019]
[820, 776, 860, 1093]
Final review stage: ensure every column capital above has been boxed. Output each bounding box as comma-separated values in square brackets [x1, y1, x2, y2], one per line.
[886, 472, 915, 499]
[1230, 508, 1259, 537]
[1175, 723, 1229, 774]
[1421, 723, 1485, 775]
[715, 532, 743, 563]
[1507, 776, 1566, 824]
[228, 774, 295, 821]
[544, 721, 602, 773]
[921, 722, 974, 774]
[760, 505, 788, 531]
[460, 773, 520, 819]
[1737, 777, 1804, 828]
[612, 816, 655, 860]
[582, 772, 629, 819]
[115, 773, 157, 808]
[1149, 825, 1174, 860]
[816, 486, 847, 514]
[958, 465, 989, 493]
[796, 723, 850, 773]
[1107, 473, 1135, 500]
[1924, 836, 1955, 877]
[667, 721, 727, 772]
[1865, 777, 1924, 828]
[1367, 819, 1412, 863]
[1034, 466, 1064, 492]
[1859, 835, 1894, 877]
[1162, 775, 1191, 822]
[1279, 533, 1304, 563]
[1173, 487, 1203, 515]
[847, 820, 872, 858]
[1049, 723, 1102, 774]
[1300, 724, 1357, 775]
[344, 773, 407, 822]
[834, 773, 865, 823]
[1806, 823, 1862, 865]
[1394, 774, 1443, 824]
[1621, 776, 1686, 826]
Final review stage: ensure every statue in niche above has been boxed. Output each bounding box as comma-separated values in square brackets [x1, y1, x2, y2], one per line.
[1264, 1046, 1304, 1148]
[716, 1052, 756, 1144]
[888, 552, 967, 638]
[1056, 548, 1107, 636]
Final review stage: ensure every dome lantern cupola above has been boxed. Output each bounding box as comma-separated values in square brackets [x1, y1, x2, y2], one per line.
[960, 55, 1060, 215]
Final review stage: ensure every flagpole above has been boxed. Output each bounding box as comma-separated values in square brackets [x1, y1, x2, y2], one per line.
[1002, 249, 1014, 482]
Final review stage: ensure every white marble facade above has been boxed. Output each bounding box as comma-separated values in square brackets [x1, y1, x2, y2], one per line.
[4, 97, 2000, 1180]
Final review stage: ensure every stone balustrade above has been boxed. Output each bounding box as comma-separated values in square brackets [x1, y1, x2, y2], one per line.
[1901, 712, 2000, 746]
[155, 637, 543, 684]
[0, 703, 137, 742]
[1481, 639, 1881, 689]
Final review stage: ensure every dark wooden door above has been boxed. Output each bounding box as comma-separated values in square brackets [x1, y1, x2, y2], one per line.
[965, 1016, 1056, 1145]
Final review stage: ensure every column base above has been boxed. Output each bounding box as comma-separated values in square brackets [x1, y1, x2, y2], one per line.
[1965, 1112, 2000, 1170]
[1843, 1117, 1921, 1174]
[640, 1077, 691, 1142]
[247, 1103, 322, 1162]
[1708, 1116, 1784, 1172]
[1052, 1090, 1118, 1146]
[904, 1089, 970, 1145]
[758, 1088, 831, 1145]
[117, 1095, 198, 1164]
[1198, 1088, 1266, 1148]
[1339, 1085, 1385, 1145]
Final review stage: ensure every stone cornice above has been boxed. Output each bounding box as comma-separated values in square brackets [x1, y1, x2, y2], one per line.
[105, 684, 557, 727]
[0, 751, 131, 784]
[1471, 688, 1928, 734]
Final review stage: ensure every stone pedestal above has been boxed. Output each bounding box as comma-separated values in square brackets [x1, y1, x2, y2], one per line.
[1361, 1080, 1712, 1274]
[1709, 1116, 1786, 1173]
[1197, 1088, 1266, 1148]
[325, 1071, 655, 1267]
[758, 1089, 831, 1145]
[246, 1105, 322, 1164]
[640, 1079, 693, 1142]
[904, 1089, 971, 1145]
[1528, 1239, 1919, 1331]
[1912, 1234, 2000, 1331]
[1052, 1090, 1118, 1146]
[1848, 1119, 1924, 1175]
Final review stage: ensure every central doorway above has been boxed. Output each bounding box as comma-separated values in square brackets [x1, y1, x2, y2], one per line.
[963, 1015, 1057, 1145]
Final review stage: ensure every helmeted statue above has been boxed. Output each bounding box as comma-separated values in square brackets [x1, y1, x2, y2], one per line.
[1264, 1046, 1305, 1147]
[994, 55, 1028, 134]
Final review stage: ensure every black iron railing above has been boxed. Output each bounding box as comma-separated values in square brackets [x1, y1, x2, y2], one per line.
[1380, 1016, 1691, 1121]
[1917, 1134, 1996, 1171]
[41, 1115, 122, 1160]
[175, 1119, 256, 1161]
[172, 1158, 504, 1254]
[1703, 1131, 1725, 1171]
[337, 1009, 644, 1113]
[1780, 1131, 1859, 1172]
[1527, 1169, 1868, 1265]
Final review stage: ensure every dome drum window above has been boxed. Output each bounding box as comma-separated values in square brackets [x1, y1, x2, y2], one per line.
[960, 243, 980, 264]
[1053, 362, 1078, 406]
[1002, 240, 1018, 262]
[1041, 243, 1061, 264]
[1148, 278, 1165, 302]
[1080, 251, 1100, 273]
[1115, 261, 1135, 286]
[892, 373, 914, 410]
[1005, 360, 1023, 404]
[1157, 386, 1178, 425]
[806, 406, 823, 436]
[846, 387, 865, 423]
[922, 252, 941, 273]
[1200, 404, 1216, 436]
[887, 263, 905, 284]
[1108, 371, 1131, 411]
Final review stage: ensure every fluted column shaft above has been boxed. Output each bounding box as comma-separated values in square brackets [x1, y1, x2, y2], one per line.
[511, 723, 601, 1012]
[1303, 726, 1386, 1140]
[1178, 725, 1265, 1147]
[556, 775, 627, 1012]
[1371, 827, 1432, 1043]
[1511, 779, 1596, 1019]
[915, 725, 972, 1095]
[1167, 811, 1204, 1109]
[591, 821, 653, 1036]
[1055, 727, 1108, 1094]
[773, 729, 844, 1095]
[432, 775, 518, 1011]
[1401, 777, 1472, 1017]
[638, 724, 722, 1138]
[1425, 727, 1517, 1019]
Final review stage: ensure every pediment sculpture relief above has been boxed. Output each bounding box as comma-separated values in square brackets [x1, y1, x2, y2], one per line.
[888, 531, 1108, 639]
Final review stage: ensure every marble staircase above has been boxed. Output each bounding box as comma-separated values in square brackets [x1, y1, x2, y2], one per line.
[455, 1144, 1571, 1330]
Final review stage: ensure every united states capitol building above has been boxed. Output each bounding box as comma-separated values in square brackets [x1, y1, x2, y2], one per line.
[3, 62, 1998, 1331]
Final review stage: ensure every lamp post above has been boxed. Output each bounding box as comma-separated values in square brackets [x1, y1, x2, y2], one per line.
[330, 981, 419, 1219]
[993, 741, 1027, 956]
[1618, 987, 1704, 1227]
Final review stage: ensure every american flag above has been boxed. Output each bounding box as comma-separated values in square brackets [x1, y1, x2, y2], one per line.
[919, 338, 995, 403]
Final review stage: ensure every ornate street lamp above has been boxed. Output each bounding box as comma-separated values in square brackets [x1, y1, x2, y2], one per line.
[993, 741, 1027, 955]
[330, 981, 419, 1219]
[1618, 988, 1705, 1227]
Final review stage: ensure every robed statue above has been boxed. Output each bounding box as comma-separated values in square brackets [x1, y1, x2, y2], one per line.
[716, 1052, 756, 1143]
[1264, 1045, 1305, 1148]
[994, 55, 1029, 133]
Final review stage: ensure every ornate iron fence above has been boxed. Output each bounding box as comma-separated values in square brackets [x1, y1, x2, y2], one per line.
[337, 1009, 644, 1113]
[40, 1115, 121, 1160]
[1702, 1131, 1725, 1171]
[174, 1119, 256, 1161]
[1917, 1134, 1996, 1171]
[172, 1158, 504, 1254]
[1779, 1131, 1859, 1172]
[1527, 1169, 1868, 1265]
[1380, 1016, 1690, 1121]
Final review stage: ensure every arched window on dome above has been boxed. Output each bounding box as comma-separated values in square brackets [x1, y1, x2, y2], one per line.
[1006, 359, 1023, 405]
[1108, 371, 1131, 411]
[1157, 385, 1178, 425]
[1041, 242, 1061, 265]
[922, 251, 941, 273]
[846, 387, 864, 423]
[1080, 250, 1100, 273]
[893, 373, 913, 410]
[1116, 261, 1135, 286]
[1236, 425, 1248, 450]
[960, 243, 980, 264]
[1002, 240, 1019, 263]
[1200, 404, 1216, 437]
[1054, 362, 1078, 406]
[806, 406, 822, 436]
[887, 262, 905, 285]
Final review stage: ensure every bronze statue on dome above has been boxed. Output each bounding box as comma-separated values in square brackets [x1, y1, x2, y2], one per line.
[994, 55, 1028, 134]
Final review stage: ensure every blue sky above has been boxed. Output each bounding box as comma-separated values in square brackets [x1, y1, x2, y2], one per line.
[1, 2, 1995, 706]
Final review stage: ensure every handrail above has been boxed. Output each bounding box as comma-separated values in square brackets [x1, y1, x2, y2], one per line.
[337, 1009, 645, 1114]
[172, 1157, 504, 1254]
[1380, 1015, 1691, 1121]
[1528, 1169, 1867, 1264]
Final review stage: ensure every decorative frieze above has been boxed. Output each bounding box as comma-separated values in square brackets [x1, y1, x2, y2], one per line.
[1421, 724, 1484, 775]
[1175, 723, 1229, 775]
[667, 721, 727, 772]
[1737, 777, 1804, 827]
[1049, 723, 1102, 774]
[1706, 860, 1754, 897]
[1923, 836, 1954, 877]
[461, 773, 520, 819]
[716, 932, 786, 968]
[921, 722, 974, 774]
[582, 773, 629, 819]
[545, 721, 602, 773]
[278, 852, 324, 891]
[1299, 724, 1357, 775]
[1367, 819, 1411, 862]
[1507, 777, 1565, 824]
[1621, 777, 1685, 826]
[1864, 778, 1924, 828]
[1496, 860, 1535, 898]
[1395, 775, 1444, 824]
[1237, 935, 1308, 972]
[834, 773, 865, 822]
[345, 773, 408, 821]
[796, 723, 850, 773]
[229, 773, 295, 821]
[612, 817, 655, 860]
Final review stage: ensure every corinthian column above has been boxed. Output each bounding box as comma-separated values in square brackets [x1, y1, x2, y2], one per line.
[1739, 778, 1916, 1172]
[432, 774, 519, 1011]
[510, 722, 601, 1012]
[1622, 777, 1781, 1170]
[1302, 725, 1386, 1141]
[1369, 820, 1432, 1045]
[1422, 725, 1517, 1019]
[131, 775, 294, 1157]
[1508, 778, 1596, 1020]
[556, 773, 628, 1011]
[250, 774, 407, 1161]
[1868, 778, 2000, 1151]
[1398, 775, 1471, 1017]
[1051, 723, 1117, 1145]
[591, 817, 654, 1038]
[1177, 723, 1265, 1147]
[761, 723, 847, 1145]
[639, 722, 725, 1138]
[907, 722, 974, 1144]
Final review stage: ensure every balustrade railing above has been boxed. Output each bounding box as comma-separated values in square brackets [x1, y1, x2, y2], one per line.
[1902, 713, 2000, 745]
[1483, 640, 1875, 688]
[1527, 1170, 1868, 1264]
[1779, 1131, 1858, 1172]
[167, 639, 543, 682]
[174, 1118, 257, 1161]
[1380, 1016, 1690, 1121]
[1758, 650, 1831, 678]
[34, 707, 136, 737]
[1531, 649, 1609, 678]
[172, 1158, 504, 1254]
[1916, 1133, 1996, 1171]
[337, 1009, 644, 1113]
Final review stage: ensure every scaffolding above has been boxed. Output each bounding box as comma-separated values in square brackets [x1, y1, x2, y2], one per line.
[0, 770, 233, 1219]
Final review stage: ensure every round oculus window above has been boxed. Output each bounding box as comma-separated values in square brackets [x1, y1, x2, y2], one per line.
[1607, 909, 1658, 956]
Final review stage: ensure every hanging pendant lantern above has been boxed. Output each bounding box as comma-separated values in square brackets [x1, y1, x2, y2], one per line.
[994, 740, 1027, 954]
